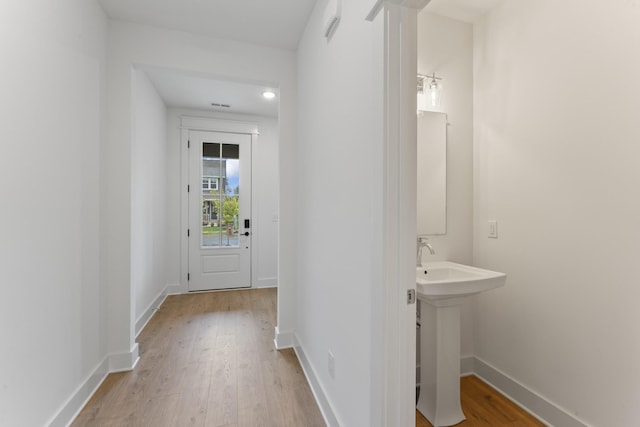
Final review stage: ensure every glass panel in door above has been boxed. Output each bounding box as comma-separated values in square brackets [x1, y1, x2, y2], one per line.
[201, 142, 240, 247]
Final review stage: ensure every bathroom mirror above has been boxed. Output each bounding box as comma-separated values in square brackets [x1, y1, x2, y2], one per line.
[417, 111, 447, 235]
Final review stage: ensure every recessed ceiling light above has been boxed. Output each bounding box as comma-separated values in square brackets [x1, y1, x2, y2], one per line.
[262, 91, 276, 100]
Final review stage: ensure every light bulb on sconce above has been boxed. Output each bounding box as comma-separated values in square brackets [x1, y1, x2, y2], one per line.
[417, 73, 443, 113]
[428, 77, 441, 106]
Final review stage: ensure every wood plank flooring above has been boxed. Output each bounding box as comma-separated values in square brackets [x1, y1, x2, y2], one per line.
[416, 375, 546, 427]
[72, 288, 325, 427]
[73, 287, 544, 427]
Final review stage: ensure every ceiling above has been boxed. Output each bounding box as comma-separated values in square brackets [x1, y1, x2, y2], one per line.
[97, 0, 314, 116]
[97, 0, 317, 51]
[424, 0, 503, 23]
[142, 68, 280, 118]
[98, 0, 499, 117]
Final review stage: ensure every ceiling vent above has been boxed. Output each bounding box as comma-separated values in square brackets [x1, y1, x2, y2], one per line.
[323, 0, 341, 40]
[211, 103, 231, 108]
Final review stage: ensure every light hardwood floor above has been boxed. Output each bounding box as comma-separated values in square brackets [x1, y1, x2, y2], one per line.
[416, 375, 546, 427]
[73, 288, 325, 427]
[73, 288, 543, 427]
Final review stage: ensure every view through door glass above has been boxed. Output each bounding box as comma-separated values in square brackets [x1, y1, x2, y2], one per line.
[201, 143, 240, 247]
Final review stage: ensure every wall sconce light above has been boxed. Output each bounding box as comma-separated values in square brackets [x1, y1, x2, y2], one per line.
[417, 73, 443, 112]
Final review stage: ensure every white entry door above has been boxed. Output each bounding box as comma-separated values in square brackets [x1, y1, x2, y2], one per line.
[188, 130, 251, 291]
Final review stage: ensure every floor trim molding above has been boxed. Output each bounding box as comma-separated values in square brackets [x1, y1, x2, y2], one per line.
[47, 357, 110, 427]
[255, 277, 277, 288]
[56, 291, 172, 426]
[48, 344, 141, 426]
[50, 285, 169, 427]
[472, 356, 588, 427]
[108, 343, 140, 373]
[135, 288, 168, 337]
[293, 335, 340, 427]
[274, 326, 294, 349]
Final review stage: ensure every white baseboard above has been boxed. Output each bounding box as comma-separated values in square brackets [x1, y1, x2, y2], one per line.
[108, 343, 140, 373]
[293, 335, 340, 427]
[166, 282, 187, 295]
[48, 345, 141, 426]
[47, 357, 110, 427]
[166, 281, 277, 294]
[255, 277, 277, 288]
[472, 356, 588, 427]
[135, 288, 168, 337]
[55, 291, 172, 427]
[274, 326, 294, 349]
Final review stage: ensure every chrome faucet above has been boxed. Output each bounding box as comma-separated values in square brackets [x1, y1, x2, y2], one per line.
[416, 237, 435, 266]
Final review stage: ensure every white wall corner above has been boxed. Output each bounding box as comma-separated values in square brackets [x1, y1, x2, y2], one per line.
[473, 357, 588, 427]
[293, 335, 341, 427]
[135, 287, 168, 337]
[108, 343, 140, 373]
[46, 357, 110, 427]
[273, 326, 294, 349]
[460, 355, 474, 376]
[166, 282, 188, 295]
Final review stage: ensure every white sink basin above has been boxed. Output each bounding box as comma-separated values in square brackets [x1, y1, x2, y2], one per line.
[416, 261, 506, 426]
[416, 261, 506, 302]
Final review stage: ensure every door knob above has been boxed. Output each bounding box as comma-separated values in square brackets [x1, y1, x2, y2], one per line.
[243, 231, 250, 236]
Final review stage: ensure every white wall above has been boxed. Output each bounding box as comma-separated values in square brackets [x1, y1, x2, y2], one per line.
[0, 1, 108, 425]
[105, 20, 297, 358]
[296, 0, 383, 425]
[473, 1, 640, 426]
[417, 12, 475, 356]
[132, 69, 169, 324]
[164, 108, 279, 290]
[251, 117, 279, 287]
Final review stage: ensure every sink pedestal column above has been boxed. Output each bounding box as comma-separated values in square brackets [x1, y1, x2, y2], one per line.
[416, 297, 465, 427]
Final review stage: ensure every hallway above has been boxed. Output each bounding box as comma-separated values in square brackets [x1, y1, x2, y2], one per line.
[73, 289, 325, 426]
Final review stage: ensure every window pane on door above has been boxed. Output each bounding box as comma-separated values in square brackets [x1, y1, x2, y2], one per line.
[201, 142, 240, 247]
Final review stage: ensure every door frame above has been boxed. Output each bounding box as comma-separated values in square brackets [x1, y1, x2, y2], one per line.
[180, 116, 259, 292]
[368, 1, 427, 425]
[187, 129, 252, 291]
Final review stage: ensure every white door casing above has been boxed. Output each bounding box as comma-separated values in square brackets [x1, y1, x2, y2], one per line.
[187, 129, 252, 291]
[367, 1, 421, 426]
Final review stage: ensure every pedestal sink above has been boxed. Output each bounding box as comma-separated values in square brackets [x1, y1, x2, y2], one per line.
[416, 262, 506, 427]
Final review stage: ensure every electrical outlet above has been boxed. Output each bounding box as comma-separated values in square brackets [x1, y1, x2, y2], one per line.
[328, 351, 335, 379]
[488, 220, 498, 238]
